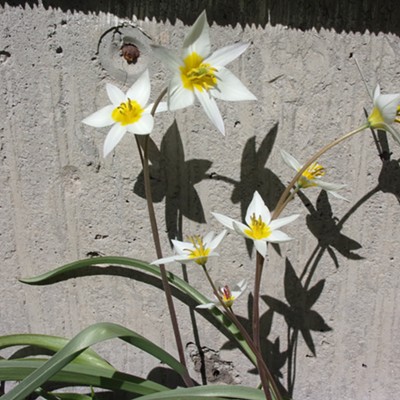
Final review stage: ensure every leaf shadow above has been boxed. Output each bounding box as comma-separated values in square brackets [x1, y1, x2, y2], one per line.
[134, 120, 212, 241]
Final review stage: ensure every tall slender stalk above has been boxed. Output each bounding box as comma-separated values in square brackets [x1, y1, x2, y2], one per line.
[201, 265, 282, 400]
[253, 252, 264, 352]
[272, 124, 369, 219]
[136, 88, 193, 387]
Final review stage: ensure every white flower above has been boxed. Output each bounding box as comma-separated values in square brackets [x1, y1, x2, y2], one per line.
[212, 191, 299, 257]
[151, 10, 256, 135]
[151, 231, 226, 266]
[197, 279, 247, 309]
[82, 70, 166, 157]
[368, 84, 400, 144]
[280, 149, 348, 201]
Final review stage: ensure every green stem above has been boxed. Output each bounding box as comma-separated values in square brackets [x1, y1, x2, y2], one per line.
[253, 252, 264, 352]
[272, 124, 369, 219]
[136, 88, 193, 387]
[201, 265, 281, 400]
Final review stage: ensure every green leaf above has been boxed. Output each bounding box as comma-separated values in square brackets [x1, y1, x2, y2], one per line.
[138, 384, 266, 400]
[0, 322, 182, 400]
[0, 359, 166, 395]
[0, 334, 113, 370]
[20, 256, 256, 365]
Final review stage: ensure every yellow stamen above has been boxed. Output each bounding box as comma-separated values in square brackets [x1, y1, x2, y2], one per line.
[180, 52, 218, 92]
[395, 106, 400, 124]
[186, 235, 211, 265]
[244, 214, 271, 240]
[112, 98, 143, 126]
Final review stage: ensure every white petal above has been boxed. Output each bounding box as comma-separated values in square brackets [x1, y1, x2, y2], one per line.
[207, 230, 227, 250]
[126, 113, 154, 135]
[373, 85, 381, 104]
[145, 102, 168, 114]
[387, 125, 400, 145]
[196, 302, 216, 309]
[254, 240, 267, 257]
[280, 149, 302, 171]
[210, 67, 256, 102]
[171, 239, 192, 255]
[103, 124, 127, 157]
[205, 42, 249, 67]
[376, 92, 400, 123]
[195, 90, 225, 135]
[327, 190, 349, 202]
[233, 221, 252, 238]
[245, 191, 271, 226]
[82, 105, 115, 127]
[106, 83, 125, 105]
[202, 231, 215, 245]
[183, 10, 210, 58]
[211, 212, 237, 231]
[151, 45, 182, 72]
[269, 214, 299, 230]
[268, 230, 293, 243]
[316, 180, 347, 192]
[126, 70, 151, 107]
[231, 279, 247, 298]
[168, 74, 195, 111]
[151, 254, 187, 265]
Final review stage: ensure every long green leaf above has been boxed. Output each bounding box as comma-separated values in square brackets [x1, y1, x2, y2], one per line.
[0, 322, 183, 400]
[0, 334, 113, 370]
[0, 359, 167, 395]
[138, 384, 266, 400]
[20, 256, 256, 365]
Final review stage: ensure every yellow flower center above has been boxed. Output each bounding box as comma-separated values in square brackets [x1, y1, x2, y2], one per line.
[180, 52, 218, 92]
[298, 162, 325, 188]
[244, 214, 271, 240]
[220, 285, 235, 307]
[112, 98, 144, 126]
[396, 106, 400, 124]
[187, 235, 211, 265]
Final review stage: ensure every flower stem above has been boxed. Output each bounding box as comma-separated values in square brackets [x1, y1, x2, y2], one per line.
[136, 87, 193, 387]
[201, 265, 282, 400]
[253, 252, 264, 352]
[272, 123, 369, 219]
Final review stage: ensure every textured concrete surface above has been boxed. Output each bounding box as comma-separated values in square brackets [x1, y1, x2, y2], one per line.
[1, 1, 400, 399]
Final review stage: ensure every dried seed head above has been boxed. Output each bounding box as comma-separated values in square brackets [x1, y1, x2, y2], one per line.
[120, 43, 140, 64]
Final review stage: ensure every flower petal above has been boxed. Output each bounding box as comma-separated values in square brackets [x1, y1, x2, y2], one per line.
[126, 70, 151, 107]
[205, 42, 250, 67]
[195, 89, 225, 135]
[212, 212, 237, 231]
[82, 105, 115, 127]
[183, 10, 210, 58]
[151, 45, 182, 72]
[207, 230, 227, 250]
[316, 180, 347, 192]
[145, 102, 169, 114]
[103, 123, 127, 157]
[168, 74, 195, 111]
[151, 254, 189, 265]
[171, 239, 193, 255]
[126, 113, 154, 135]
[268, 230, 293, 243]
[106, 83, 125, 105]
[280, 149, 302, 171]
[254, 240, 267, 257]
[210, 67, 256, 102]
[245, 191, 271, 226]
[196, 302, 216, 309]
[232, 221, 252, 238]
[269, 214, 299, 230]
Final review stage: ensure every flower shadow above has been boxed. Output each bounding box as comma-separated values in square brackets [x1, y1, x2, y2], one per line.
[134, 120, 212, 241]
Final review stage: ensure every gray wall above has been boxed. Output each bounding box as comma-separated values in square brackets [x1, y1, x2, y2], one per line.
[1, 1, 400, 398]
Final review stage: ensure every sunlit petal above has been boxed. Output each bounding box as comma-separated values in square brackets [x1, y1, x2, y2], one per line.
[268, 230, 293, 243]
[151, 45, 182, 72]
[106, 83, 125, 105]
[254, 240, 267, 256]
[245, 191, 271, 226]
[269, 214, 299, 230]
[211, 212, 237, 231]
[103, 124, 127, 157]
[210, 67, 256, 101]
[169, 74, 195, 110]
[126, 113, 154, 135]
[195, 90, 225, 135]
[206, 42, 249, 67]
[183, 10, 210, 58]
[82, 105, 115, 127]
[126, 70, 151, 107]
[280, 149, 302, 171]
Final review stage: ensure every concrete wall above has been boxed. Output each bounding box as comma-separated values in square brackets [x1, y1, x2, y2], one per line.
[1, 1, 400, 398]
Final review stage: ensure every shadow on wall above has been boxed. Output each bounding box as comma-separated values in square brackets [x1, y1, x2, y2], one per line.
[1, 0, 400, 35]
